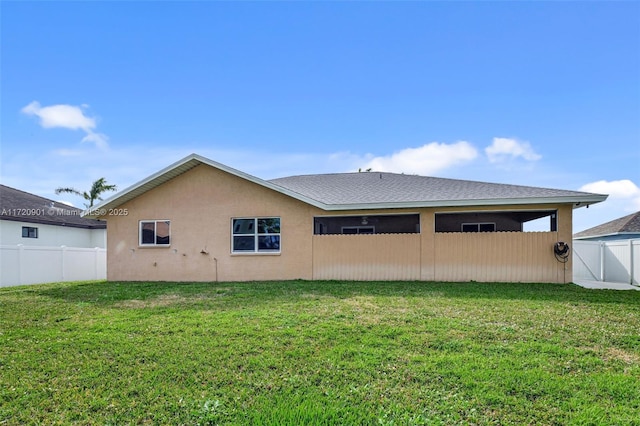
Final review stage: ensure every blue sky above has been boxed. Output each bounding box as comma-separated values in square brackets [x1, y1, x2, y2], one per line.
[1, 1, 639, 232]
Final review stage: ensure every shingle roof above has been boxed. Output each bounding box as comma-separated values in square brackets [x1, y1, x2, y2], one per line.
[84, 153, 608, 218]
[0, 185, 106, 229]
[574, 211, 640, 239]
[269, 172, 604, 207]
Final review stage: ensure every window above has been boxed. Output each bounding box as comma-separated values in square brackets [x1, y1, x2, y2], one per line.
[139, 220, 171, 246]
[341, 226, 375, 234]
[22, 226, 38, 238]
[232, 217, 280, 253]
[461, 223, 496, 232]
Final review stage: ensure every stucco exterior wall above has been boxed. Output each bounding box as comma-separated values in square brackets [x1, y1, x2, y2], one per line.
[106, 164, 318, 282]
[104, 164, 575, 283]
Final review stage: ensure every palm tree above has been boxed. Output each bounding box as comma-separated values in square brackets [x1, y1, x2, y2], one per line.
[55, 177, 117, 207]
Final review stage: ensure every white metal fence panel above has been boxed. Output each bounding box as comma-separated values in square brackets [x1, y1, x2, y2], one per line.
[573, 239, 639, 285]
[0, 245, 106, 287]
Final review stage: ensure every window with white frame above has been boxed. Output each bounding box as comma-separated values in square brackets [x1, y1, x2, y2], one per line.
[139, 220, 171, 246]
[232, 217, 280, 253]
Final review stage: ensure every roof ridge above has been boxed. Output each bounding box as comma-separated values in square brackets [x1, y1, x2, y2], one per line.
[620, 211, 640, 231]
[270, 171, 400, 180]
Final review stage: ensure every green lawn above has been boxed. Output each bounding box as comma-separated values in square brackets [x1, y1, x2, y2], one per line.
[1, 280, 639, 425]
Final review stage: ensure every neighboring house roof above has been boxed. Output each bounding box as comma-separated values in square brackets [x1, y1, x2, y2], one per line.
[83, 153, 608, 218]
[574, 211, 640, 239]
[0, 185, 106, 229]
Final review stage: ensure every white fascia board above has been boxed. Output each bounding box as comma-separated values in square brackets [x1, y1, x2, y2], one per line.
[82, 153, 327, 218]
[319, 194, 609, 211]
[572, 234, 613, 240]
[574, 232, 640, 240]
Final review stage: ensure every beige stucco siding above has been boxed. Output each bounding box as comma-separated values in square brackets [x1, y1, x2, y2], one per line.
[104, 163, 574, 283]
[106, 164, 318, 282]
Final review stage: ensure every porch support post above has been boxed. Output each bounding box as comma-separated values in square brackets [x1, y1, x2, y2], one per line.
[420, 210, 435, 281]
[557, 204, 573, 284]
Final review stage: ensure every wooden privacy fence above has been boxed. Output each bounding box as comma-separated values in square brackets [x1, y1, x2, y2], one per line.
[0, 245, 106, 287]
[312, 231, 564, 283]
[573, 239, 639, 285]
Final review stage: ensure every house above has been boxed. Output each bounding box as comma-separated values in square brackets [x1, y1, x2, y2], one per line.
[84, 154, 607, 284]
[0, 185, 107, 287]
[573, 211, 640, 242]
[0, 185, 106, 247]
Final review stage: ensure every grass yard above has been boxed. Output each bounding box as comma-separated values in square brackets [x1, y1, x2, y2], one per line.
[1, 280, 639, 425]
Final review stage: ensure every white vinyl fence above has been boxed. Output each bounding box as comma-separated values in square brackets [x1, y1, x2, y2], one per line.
[0, 245, 106, 287]
[573, 239, 639, 286]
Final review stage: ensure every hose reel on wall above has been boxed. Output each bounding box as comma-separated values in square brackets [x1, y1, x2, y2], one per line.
[554, 241, 570, 263]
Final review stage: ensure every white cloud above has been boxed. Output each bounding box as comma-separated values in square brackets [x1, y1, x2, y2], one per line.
[579, 179, 640, 210]
[362, 141, 478, 175]
[580, 179, 640, 198]
[81, 132, 109, 150]
[485, 137, 541, 163]
[21, 101, 95, 131]
[21, 101, 108, 149]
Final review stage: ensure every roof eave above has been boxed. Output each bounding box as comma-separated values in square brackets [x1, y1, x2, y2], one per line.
[82, 154, 327, 218]
[0, 215, 106, 229]
[318, 195, 609, 211]
[574, 231, 640, 240]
